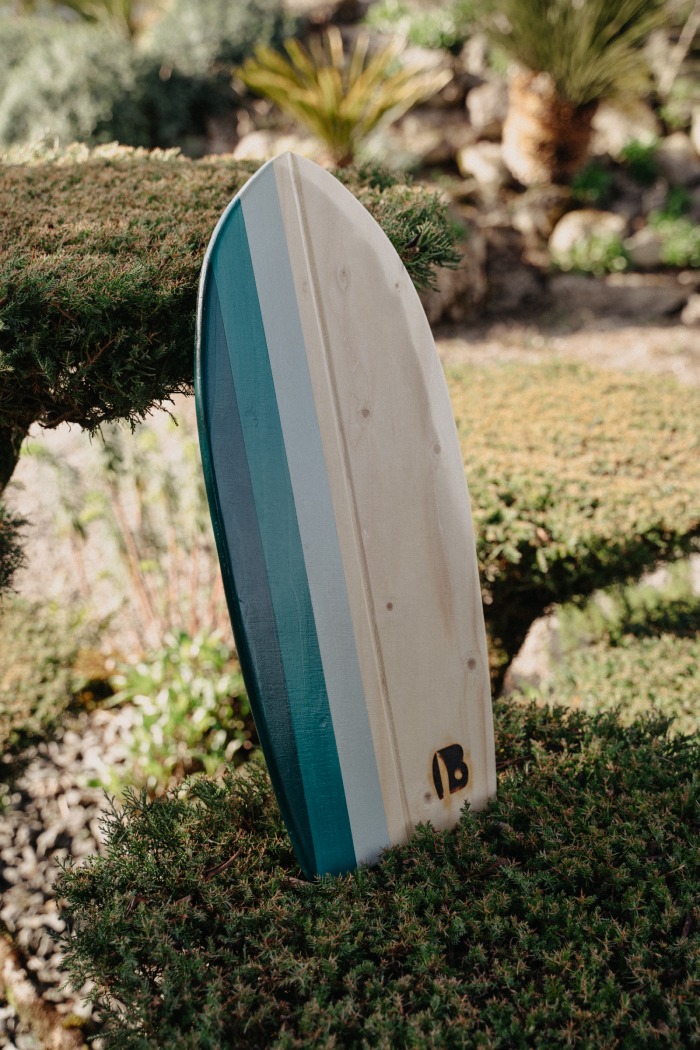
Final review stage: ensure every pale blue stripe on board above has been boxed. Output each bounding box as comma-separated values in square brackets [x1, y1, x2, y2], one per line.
[241, 161, 390, 866]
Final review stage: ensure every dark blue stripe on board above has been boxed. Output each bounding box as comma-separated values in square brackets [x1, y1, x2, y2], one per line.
[206, 199, 356, 876]
[198, 272, 316, 877]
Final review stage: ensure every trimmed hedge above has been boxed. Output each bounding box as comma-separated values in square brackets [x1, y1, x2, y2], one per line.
[449, 363, 700, 679]
[59, 703, 700, 1049]
[538, 582, 700, 737]
[0, 148, 458, 469]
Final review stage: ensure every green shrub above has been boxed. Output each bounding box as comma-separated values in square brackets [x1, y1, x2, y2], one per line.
[58, 704, 700, 1048]
[552, 231, 629, 276]
[0, 1, 291, 152]
[658, 186, 693, 221]
[0, 502, 24, 595]
[448, 363, 700, 681]
[0, 149, 459, 446]
[0, 597, 99, 773]
[109, 631, 256, 795]
[0, 21, 137, 148]
[519, 564, 700, 736]
[570, 161, 614, 205]
[141, 0, 290, 78]
[364, 0, 479, 53]
[619, 137, 659, 186]
[649, 215, 700, 269]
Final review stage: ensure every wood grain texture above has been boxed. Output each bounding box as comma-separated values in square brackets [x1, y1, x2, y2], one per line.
[195, 153, 496, 877]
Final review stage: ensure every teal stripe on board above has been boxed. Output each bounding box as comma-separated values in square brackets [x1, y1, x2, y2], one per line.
[210, 200, 356, 876]
[241, 163, 390, 866]
[196, 272, 317, 878]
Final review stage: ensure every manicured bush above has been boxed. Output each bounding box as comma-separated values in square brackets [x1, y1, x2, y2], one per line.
[0, 503, 23, 595]
[59, 703, 700, 1048]
[534, 572, 700, 737]
[0, 597, 100, 777]
[448, 363, 700, 680]
[0, 147, 458, 501]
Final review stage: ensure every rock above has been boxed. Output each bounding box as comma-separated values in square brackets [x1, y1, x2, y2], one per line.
[419, 229, 487, 325]
[549, 272, 692, 319]
[590, 99, 661, 158]
[465, 78, 508, 141]
[623, 226, 664, 270]
[502, 614, 561, 694]
[681, 294, 700, 325]
[459, 34, 490, 79]
[691, 108, 700, 158]
[232, 130, 327, 164]
[482, 225, 546, 314]
[641, 178, 671, 217]
[388, 109, 476, 167]
[456, 142, 509, 192]
[656, 133, 700, 187]
[549, 209, 627, 261]
[510, 185, 571, 246]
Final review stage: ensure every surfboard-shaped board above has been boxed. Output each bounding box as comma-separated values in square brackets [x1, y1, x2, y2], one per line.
[195, 152, 496, 879]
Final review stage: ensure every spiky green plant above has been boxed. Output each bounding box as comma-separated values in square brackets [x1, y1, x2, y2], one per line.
[236, 27, 452, 166]
[491, 0, 666, 106]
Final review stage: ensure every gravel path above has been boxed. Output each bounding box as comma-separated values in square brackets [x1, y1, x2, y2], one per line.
[1, 708, 136, 1049]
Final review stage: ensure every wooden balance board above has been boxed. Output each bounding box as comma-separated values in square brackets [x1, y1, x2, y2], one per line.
[195, 152, 496, 878]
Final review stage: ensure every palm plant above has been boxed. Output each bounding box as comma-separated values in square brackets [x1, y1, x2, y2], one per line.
[490, 0, 667, 184]
[236, 27, 452, 166]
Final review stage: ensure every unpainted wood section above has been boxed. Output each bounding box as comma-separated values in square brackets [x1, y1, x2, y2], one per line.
[274, 153, 496, 835]
[274, 155, 410, 849]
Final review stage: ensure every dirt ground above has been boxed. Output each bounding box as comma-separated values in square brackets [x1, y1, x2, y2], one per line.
[435, 316, 700, 384]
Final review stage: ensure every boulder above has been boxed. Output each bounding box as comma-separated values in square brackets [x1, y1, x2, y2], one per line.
[691, 108, 700, 159]
[502, 614, 560, 695]
[389, 109, 476, 167]
[511, 185, 571, 246]
[590, 99, 661, 158]
[549, 272, 692, 319]
[681, 294, 700, 326]
[456, 142, 509, 192]
[465, 79, 508, 141]
[623, 227, 664, 270]
[656, 133, 700, 187]
[549, 209, 627, 261]
[232, 130, 326, 164]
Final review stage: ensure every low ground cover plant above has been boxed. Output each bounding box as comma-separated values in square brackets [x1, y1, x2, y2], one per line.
[520, 562, 700, 736]
[59, 702, 700, 1048]
[0, 596, 103, 786]
[448, 362, 700, 683]
[109, 630, 256, 796]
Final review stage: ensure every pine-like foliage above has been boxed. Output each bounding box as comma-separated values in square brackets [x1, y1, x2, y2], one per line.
[0, 149, 458, 456]
[59, 703, 700, 1049]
